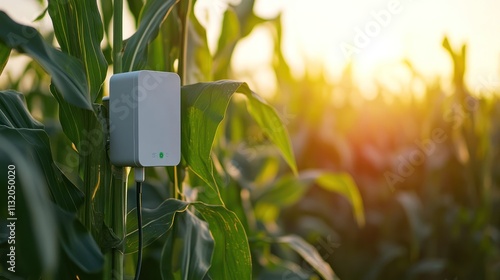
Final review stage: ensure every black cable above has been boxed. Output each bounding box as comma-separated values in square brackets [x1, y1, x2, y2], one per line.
[134, 181, 143, 280]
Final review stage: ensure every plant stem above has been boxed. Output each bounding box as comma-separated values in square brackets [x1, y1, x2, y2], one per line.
[173, 0, 192, 202]
[111, 0, 126, 279]
[81, 114, 101, 232]
[101, 101, 113, 280]
[82, 153, 93, 231]
[178, 0, 192, 86]
[112, 166, 128, 279]
[113, 0, 123, 74]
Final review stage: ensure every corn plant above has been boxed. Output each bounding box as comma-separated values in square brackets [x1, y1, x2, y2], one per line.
[0, 0, 365, 279]
[266, 18, 500, 278]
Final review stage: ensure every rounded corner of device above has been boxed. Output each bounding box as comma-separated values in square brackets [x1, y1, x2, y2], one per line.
[171, 72, 181, 84]
[172, 155, 181, 166]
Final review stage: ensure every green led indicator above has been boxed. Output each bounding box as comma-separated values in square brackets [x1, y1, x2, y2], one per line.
[159, 152, 164, 159]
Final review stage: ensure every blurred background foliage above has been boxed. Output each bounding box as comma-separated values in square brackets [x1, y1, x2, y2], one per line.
[210, 2, 500, 279]
[0, 0, 500, 279]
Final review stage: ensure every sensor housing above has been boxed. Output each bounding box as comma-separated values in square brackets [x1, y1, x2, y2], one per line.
[109, 71, 181, 167]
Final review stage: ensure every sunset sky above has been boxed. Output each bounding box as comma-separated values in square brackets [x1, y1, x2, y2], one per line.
[228, 0, 500, 96]
[1, 0, 500, 97]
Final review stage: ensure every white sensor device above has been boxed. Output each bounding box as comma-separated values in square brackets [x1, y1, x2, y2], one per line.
[109, 71, 181, 167]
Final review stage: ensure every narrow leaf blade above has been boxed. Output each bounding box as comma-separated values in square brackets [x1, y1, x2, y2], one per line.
[193, 203, 252, 280]
[0, 41, 10, 75]
[125, 198, 189, 253]
[185, 6, 212, 84]
[0, 137, 58, 277]
[0, 126, 85, 212]
[277, 235, 335, 280]
[181, 81, 237, 203]
[244, 89, 297, 174]
[316, 173, 365, 226]
[122, 0, 180, 71]
[0, 11, 92, 110]
[160, 210, 214, 280]
[182, 81, 297, 201]
[0, 90, 43, 129]
[57, 208, 104, 273]
[48, 0, 108, 101]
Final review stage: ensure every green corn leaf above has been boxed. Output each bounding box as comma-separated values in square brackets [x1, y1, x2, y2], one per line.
[216, 8, 240, 57]
[56, 207, 104, 273]
[0, 91, 99, 277]
[254, 170, 322, 208]
[145, 4, 182, 72]
[316, 173, 365, 226]
[49, 84, 103, 155]
[254, 171, 365, 227]
[125, 198, 189, 253]
[213, 1, 267, 79]
[0, 91, 84, 212]
[0, 126, 85, 212]
[181, 82, 234, 203]
[0, 90, 44, 129]
[48, 0, 108, 101]
[270, 15, 295, 88]
[127, 0, 144, 24]
[185, 4, 212, 84]
[33, 7, 49, 22]
[251, 235, 338, 279]
[0, 137, 58, 278]
[144, 0, 182, 73]
[232, 0, 265, 38]
[213, 8, 239, 80]
[125, 199, 251, 279]
[146, 17, 179, 72]
[0, 41, 10, 75]
[261, 235, 338, 280]
[122, 0, 180, 72]
[0, 11, 92, 110]
[160, 209, 214, 280]
[274, 235, 335, 280]
[100, 0, 113, 42]
[192, 202, 252, 280]
[245, 90, 297, 175]
[182, 81, 297, 200]
[49, 84, 85, 150]
[187, 166, 225, 206]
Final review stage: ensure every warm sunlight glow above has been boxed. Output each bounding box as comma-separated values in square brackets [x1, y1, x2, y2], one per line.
[2, 0, 500, 97]
[194, 0, 500, 97]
